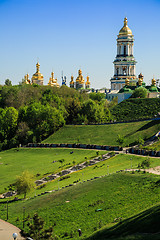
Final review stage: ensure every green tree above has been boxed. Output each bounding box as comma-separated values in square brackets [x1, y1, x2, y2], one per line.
[89, 92, 105, 102]
[132, 87, 148, 98]
[27, 213, 53, 240]
[15, 171, 35, 198]
[5, 79, 12, 86]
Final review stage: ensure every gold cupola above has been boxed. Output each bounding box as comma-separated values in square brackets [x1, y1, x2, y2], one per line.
[119, 17, 132, 36]
[24, 73, 31, 84]
[138, 73, 144, 86]
[152, 78, 156, 86]
[48, 72, 59, 87]
[125, 78, 130, 86]
[85, 76, 90, 89]
[76, 69, 84, 84]
[75, 69, 85, 89]
[70, 75, 74, 88]
[32, 62, 44, 85]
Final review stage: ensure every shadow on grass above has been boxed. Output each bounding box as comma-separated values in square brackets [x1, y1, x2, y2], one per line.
[85, 204, 160, 240]
[137, 120, 160, 133]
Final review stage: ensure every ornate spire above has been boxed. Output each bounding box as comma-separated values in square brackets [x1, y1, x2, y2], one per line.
[124, 17, 128, 27]
[36, 62, 40, 73]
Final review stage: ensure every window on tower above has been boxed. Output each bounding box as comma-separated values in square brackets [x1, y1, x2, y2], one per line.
[116, 68, 119, 75]
[124, 45, 126, 56]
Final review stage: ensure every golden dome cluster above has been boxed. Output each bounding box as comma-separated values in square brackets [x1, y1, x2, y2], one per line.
[70, 69, 90, 90]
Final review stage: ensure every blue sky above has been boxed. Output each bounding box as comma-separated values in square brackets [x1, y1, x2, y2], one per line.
[0, 0, 160, 88]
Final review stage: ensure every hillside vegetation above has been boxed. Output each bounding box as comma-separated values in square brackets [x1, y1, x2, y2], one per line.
[86, 203, 160, 240]
[2, 147, 159, 196]
[0, 85, 113, 150]
[1, 172, 160, 239]
[111, 98, 160, 121]
[43, 120, 160, 146]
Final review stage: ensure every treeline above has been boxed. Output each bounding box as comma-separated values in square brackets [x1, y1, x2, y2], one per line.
[0, 84, 116, 150]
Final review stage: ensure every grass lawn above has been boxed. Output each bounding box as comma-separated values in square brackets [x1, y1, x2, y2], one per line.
[1, 146, 160, 197]
[0, 147, 160, 198]
[43, 120, 160, 146]
[0, 172, 160, 239]
[0, 148, 106, 194]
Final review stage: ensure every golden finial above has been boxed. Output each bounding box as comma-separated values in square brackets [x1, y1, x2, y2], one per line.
[124, 17, 128, 27]
[36, 62, 40, 73]
[51, 72, 54, 79]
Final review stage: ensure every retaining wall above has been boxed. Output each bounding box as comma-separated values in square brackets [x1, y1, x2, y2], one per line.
[129, 148, 160, 157]
[26, 143, 123, 151]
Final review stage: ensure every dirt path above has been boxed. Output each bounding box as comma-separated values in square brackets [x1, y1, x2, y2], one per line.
[127, 166, 160, 175]
[0, 219, 24, 240]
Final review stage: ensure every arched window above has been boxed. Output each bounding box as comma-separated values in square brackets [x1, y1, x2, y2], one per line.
[116, 68, 119, 75]
[124, 45, 126, 56]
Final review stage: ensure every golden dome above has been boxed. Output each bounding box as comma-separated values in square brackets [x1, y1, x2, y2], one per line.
[79, 69, 82, 75]
[32, 62, 44, 82]
[152, 78, 156, 86]
[138, 73, 144, 86]
[119, 17, 132, 36]
[70, 75, 74, 84]
[76, 69, 84, 83]
[125, 78, 130, 86]
[138, 73, 144, 80]
[86, 76, 90, 84]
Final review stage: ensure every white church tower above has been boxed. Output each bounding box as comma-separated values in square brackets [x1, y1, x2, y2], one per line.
[110, 17, 138, 90]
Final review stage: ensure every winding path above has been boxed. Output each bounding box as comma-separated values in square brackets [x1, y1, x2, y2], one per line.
[0, 219, 24, 240]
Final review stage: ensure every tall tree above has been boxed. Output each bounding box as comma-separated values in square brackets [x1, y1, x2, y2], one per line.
[15, 171, 35, 199]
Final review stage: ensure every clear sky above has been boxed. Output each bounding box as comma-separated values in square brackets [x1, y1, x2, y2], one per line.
[0, 0, 160, 88]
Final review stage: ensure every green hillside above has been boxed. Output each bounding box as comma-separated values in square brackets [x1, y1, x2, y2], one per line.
[43, 120, 160, 146]
[111, 98, 160, 121]
[2, 147, 160, 196]
[86, 204, 160, 240]
[1, 172, 160, 239]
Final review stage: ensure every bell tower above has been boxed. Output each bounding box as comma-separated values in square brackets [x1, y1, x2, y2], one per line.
[110, 17, 138, 90]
